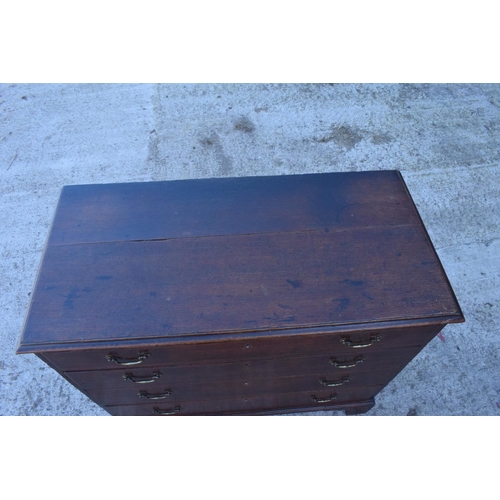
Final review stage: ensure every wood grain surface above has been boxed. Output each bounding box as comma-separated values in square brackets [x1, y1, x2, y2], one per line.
[48, 171, 420, 245]
[41, 324, 441, 371]
[18, 171, 464, 350]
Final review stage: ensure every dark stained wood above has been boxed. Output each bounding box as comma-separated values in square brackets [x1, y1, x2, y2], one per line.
[63, 345, 426, 389]
[105, 388, 383, 416]
[41, 325, 441, 371]
[64, 356, 421, 406]
[48, 171, 420, 246]
[66, 373, 386, 407]
[344, 401, 376, 415]
[17, 171, 465, 415]
[21, 226, 460, 346]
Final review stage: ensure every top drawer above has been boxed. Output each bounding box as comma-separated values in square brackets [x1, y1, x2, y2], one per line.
[41, 324, 442, 372]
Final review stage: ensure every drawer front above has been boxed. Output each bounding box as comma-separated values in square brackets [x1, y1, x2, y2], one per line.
[44, 324, 442, 372]
[64, 346, 424, 390]
[105, 386, 385, 416]
[66, 346, 424, 407]
[80, 367, 406, 407]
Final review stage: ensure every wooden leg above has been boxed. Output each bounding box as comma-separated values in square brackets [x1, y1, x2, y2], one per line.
[344, 399, 375, 416]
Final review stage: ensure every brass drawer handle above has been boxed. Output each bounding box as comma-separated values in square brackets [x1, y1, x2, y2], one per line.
[312, 394, 338, 403]
[320, 376, 350, 387]
[138, 389, 172, 400]
[340, 335, 381, 348]
[153, 406, 181, 415]
[329, 356, 364, 368]
[123, 371, 161, 384]
[107, 351, 149, 365]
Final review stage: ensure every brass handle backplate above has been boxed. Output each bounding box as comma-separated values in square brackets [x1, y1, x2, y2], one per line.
[107, 351, 150, 365]
[153, 406, 181, 415]
[340, 335, 381, 348]
[137, 389, 172, 399]
[329, 356, 364, 368]
[320, 376, 350, 387]
[123, 371, 162, 384]
[138, 389, 172, 400]
[312, 394, 338, 403]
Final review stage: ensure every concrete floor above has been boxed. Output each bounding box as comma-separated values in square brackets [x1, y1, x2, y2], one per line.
[1, 83, 499, 416]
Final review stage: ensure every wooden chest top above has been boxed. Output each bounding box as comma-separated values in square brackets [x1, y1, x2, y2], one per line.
[17, 171, 464, 353]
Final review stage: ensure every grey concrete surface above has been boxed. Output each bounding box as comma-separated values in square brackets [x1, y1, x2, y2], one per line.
[1, 83, 499, 416]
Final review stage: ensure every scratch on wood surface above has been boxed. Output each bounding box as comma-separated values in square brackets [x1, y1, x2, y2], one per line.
[7, 151, 18, 170]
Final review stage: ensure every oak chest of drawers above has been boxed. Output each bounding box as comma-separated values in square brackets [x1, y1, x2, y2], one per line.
[17, 171, 464, 415]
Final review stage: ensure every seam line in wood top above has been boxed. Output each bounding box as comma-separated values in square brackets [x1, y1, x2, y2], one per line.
[47, 223, 423, 247]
